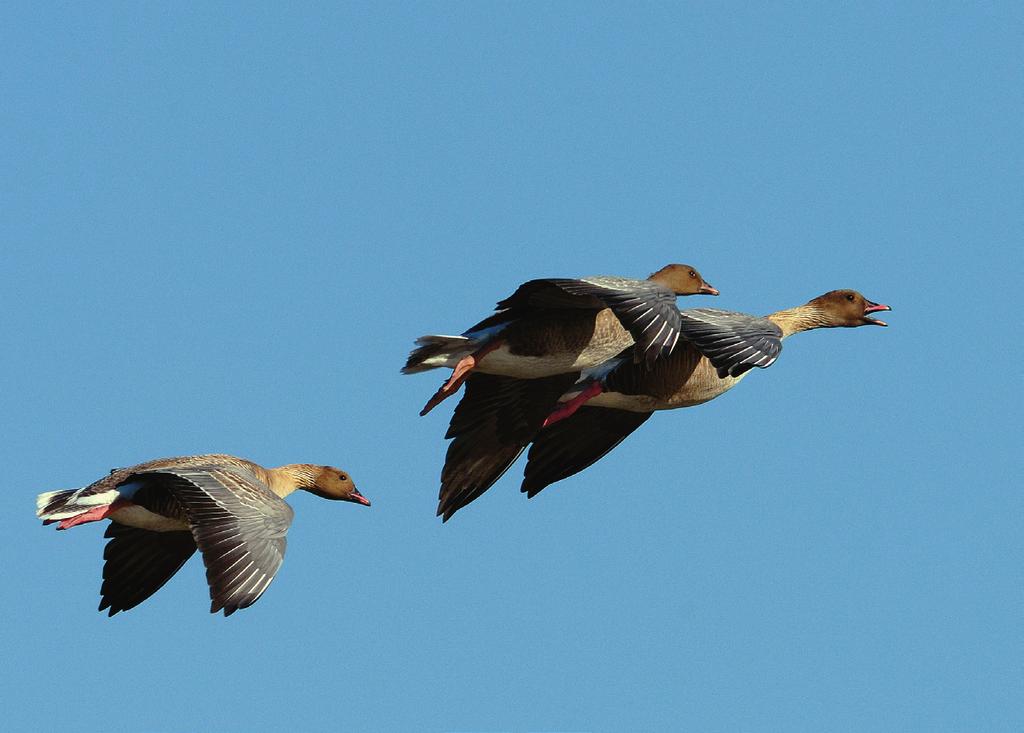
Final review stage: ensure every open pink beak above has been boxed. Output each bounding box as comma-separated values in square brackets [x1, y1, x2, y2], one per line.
[863, 301, 891, 326]
[699, 282, 720, 296]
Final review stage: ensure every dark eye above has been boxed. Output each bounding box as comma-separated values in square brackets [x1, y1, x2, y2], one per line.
[846, 294, 855, 302]
[339, 474, 348, 482]
[689, 271, 696, 278]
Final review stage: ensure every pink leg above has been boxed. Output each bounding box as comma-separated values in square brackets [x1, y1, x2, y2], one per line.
[542, 381, 604, 427]
[56, 500, 129, 530]
[419, 340, 503, 416]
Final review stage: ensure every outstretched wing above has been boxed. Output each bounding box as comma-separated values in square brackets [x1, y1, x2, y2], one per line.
[99, 523, 197, 616]
[674, 309, 783, 378]
[438, 372, 580, 521]
[493, 276, 683, 366]
[138, 465, 294, 616]
[522, 406, 653, 498]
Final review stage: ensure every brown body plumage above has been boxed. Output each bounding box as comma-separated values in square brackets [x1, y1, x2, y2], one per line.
[37, 454, 369, 616]
[405, 263, 719, 415]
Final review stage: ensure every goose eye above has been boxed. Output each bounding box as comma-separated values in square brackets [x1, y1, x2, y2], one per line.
[689, 271, 696, 278]
[846, 294, 855, 302]
[339, 474, 348, 482]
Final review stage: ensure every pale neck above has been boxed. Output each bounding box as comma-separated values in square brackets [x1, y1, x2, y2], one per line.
[767, 304, 833, 338]
[264, 464, 319, 499]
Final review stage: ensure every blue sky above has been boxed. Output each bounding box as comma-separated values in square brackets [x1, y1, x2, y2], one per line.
[2, 3, 1020, 731]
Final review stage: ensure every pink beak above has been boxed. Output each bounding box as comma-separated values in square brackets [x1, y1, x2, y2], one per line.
[863, 301, 891, 326]
[348, 489, 371, 507]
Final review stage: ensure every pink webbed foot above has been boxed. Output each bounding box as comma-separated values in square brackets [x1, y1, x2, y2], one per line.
[55, 500, 129, 530]
[418, 340, 503, 416]
[419, 355, 477, 416]
[542, 381, 604, 428]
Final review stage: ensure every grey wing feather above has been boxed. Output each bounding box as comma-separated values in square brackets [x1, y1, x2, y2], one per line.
[523, 277, 683, 366]
[494, 278, 608, 311]
[137, 465, 294, 616]
[674, 309, 783, 378]
[464, 278, 609, 334]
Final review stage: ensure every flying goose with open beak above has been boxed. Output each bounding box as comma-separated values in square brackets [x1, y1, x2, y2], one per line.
[403, 264, 719, 415]
[36, 454, 370, 616]
[524, 289, 892, 494]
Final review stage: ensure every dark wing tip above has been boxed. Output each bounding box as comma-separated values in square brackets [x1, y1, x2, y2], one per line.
[210, 598, 241, 617]
[521, 480, 544, 499]
[436, 500, 453, 522]
[98, 598, 121, 616]
[520, 470, 548, 496]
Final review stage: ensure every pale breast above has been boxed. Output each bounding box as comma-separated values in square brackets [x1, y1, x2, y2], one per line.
[660, 358, 749, 408]
[585, 390, 661, 413]
[589, 356, 751, 412]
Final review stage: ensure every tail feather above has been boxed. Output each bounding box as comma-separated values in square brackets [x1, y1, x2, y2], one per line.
[37, 489, 79, 518]
[402, 335, 475, 374]
[37, 487, 119, 523]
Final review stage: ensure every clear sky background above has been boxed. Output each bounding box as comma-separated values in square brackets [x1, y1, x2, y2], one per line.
[2, 3, 1020, 731]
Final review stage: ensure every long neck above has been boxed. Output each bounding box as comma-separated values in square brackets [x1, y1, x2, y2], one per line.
[264, 464, 319, 499]
[767, 303, 833, 338]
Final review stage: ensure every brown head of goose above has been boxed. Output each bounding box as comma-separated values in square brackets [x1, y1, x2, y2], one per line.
[768, 289, 890, 334]
[645, 263, 722, 295]
[36, 454, 369, 616]
[433, 289, 891, 519]
[404, 263, 719, 416]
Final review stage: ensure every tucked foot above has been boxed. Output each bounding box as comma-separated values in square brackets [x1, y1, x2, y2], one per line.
[542, 381, 604, 427]
[419, 354, 477, 416]
[56, 500, 128, 530]
[418, 340, 504, 416]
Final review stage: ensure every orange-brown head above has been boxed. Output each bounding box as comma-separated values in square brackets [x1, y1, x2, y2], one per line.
[648, 264, 719, 296]
[807, 289, 892, 327]
[304, 466, 370, 506]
